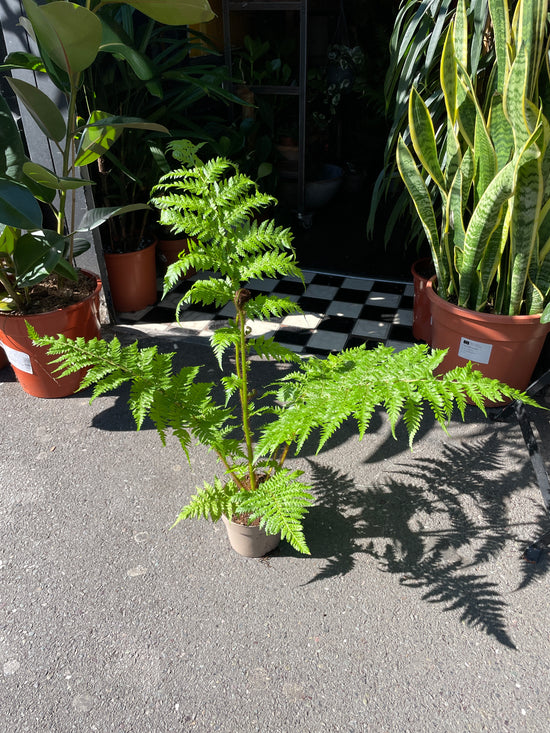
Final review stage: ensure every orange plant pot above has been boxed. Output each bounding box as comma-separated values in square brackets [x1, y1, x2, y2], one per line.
[426, 278, 550, 392]
[104, 240, 157, 313]
[0, 271, 102, 398]
[411, 258, 433, 344]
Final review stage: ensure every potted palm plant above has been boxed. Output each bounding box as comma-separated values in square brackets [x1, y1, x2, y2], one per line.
[396, 0, 550, 391]
[0, 0, 214, 395]
[30, 157, 534, 555]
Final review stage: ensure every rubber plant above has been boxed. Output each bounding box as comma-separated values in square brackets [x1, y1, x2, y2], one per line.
[29, 157, 537, 554]
[396, 0, 550, 320]
[0, 0, 214, 312]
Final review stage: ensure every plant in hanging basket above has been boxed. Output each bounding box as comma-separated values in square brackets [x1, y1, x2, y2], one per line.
[31, 158, 539, 554]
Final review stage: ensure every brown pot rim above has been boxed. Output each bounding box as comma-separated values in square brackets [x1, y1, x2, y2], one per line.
[426, 276, 549, 326]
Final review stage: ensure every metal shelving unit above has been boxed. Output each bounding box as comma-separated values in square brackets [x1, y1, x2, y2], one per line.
[222, 0, 308, 214]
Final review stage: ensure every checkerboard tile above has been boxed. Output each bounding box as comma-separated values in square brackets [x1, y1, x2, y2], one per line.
[117, 270, 417, 355]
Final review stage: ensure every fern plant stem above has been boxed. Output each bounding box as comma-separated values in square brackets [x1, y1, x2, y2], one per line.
[236, 304, 257, 492]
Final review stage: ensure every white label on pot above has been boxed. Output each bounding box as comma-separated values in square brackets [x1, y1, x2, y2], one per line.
[0, 341, 33, 373]
[458, 337, 492, 364]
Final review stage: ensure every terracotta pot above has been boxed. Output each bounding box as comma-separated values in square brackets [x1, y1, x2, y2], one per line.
[0, 271, 102, 398]
[104, 240, 157, 312]
[157, 238, 195, 278]
[411, 258, 434, 344]
[221, 515, 280, 557]
[426, 278, 550, 392]
[0, 346, 8, 370]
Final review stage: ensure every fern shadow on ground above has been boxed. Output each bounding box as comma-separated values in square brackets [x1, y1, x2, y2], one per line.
[288, 431, 550, 649]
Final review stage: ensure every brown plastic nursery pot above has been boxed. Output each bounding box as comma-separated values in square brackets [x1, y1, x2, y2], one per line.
[104, 240, 157, 312]
[221, 515, 281, 557]
[426, 278, 550, 392]
[157, 238, 195, 277]
[0, 271, 102, 398]
[411, 258, 433, 344]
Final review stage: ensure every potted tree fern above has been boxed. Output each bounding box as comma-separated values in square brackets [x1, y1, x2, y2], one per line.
[30, 157, 535, 556]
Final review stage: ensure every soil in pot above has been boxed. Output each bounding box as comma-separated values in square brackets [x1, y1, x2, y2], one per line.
[0, 270, 102, 398]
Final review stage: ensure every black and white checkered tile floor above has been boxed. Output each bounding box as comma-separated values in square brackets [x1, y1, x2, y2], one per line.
[117, 270, 416, 355]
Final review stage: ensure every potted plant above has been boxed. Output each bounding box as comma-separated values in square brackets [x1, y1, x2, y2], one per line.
[0, 0, 214, 395]
[30, 157, 534, 555]
[85, 4, 239, 310]
[396, 0, 550, 391]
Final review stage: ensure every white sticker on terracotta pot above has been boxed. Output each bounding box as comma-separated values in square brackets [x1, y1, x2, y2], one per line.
[458, 337, 492, 364]
[0, 342, 33, 373]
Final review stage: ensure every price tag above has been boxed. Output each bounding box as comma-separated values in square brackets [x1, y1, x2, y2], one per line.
[0, 341, 33, 373]
[458, 337, 492, 364]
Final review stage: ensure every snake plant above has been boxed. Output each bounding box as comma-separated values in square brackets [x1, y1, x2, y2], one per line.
[396, 0, 550, 321]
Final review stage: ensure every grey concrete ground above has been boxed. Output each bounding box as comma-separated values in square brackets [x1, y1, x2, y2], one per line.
[1, 331, 550, 733]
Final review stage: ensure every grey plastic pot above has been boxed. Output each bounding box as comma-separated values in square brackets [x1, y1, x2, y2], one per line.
[221, 515, 280, 557]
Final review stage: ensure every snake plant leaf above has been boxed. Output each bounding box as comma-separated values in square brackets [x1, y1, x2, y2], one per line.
[474, 107, 497, 202]
[459, 160, 515, 307]
[453, 0, 469, 69]
[541, 302, 550, 323]
[488, 92, 514, 171]
[408, 88, 445, 192]
[6, 78, 66, 142]
[488, 0, 511, 95]
[0, 179, 43, 230]
[22, 0, 102, 77]
[504, 43, 531, 151]
[102, 0, 215, 26]
[509, 132, 544, 314]
[396, 136, 441, 271]
[441, 25, 458, 124]
[22, 162, 93, 191]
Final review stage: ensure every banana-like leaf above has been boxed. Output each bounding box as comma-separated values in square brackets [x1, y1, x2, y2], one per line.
[6, 77, 66, 142]
[0, 179, 43, 230]
[101, 0, 215, 26]
[22, 0, 102, 77]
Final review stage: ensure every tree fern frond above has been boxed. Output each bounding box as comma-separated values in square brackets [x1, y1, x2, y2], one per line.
[210, 324, 240, 367]
[248, 335, 300, 363]
[173, 477, 240, 524]
[235, 470, 314, 554]
[247, 295, 303, 320]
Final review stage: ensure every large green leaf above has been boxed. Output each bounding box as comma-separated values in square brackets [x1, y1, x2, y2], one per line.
[74, 111, 123, 167]
[22, 0, 102, 77]
[22, 162, 93, 191]
[6, 78, 66, 142]
[77, 204, 150, 232]
[13, 230, 77, 287]
[81, 116, 169, 135]
[0, 95, 26, 180]
[0, 51, 45, 73]
[0, 179, 43, 230]
[104, 0, 215, 26]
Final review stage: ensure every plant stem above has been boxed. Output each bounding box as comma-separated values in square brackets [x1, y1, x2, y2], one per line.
[236, 300, 256, 492]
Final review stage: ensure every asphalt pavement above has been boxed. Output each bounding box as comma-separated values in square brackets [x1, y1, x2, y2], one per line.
[1, 329, 550, 733]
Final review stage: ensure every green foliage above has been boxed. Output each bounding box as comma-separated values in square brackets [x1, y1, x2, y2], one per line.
[31, 158, 542, 556]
